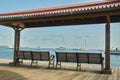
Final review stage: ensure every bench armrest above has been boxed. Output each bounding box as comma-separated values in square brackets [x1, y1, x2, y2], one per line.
[102, 57, 104, 61]
[50, 55, 55, 60]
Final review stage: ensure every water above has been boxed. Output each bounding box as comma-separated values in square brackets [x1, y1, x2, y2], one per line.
[0, 48, 14, 59]
[0, 48, 120, 67]
[110, 55, 120, 66]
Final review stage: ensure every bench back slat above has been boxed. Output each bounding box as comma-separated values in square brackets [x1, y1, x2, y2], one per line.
[88, 53, 102, 64]
[56, 52, 103, 64]
[17, 51, 24, 59]
[32, 51, 41, 60]
[67, 53, 77, 62]
[23, 51, 32, 59]
[77, 53, 88, 63]
[17, 51, 50, 61]
[41, 52, 50, 61]
[56, 52, 67, 62]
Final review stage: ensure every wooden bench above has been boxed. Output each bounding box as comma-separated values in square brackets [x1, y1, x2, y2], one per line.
[56, 52, 104, 71]
[17, 51, 54, 68]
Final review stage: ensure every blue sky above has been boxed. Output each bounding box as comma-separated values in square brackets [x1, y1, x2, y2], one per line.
[0, 0, 120, 49]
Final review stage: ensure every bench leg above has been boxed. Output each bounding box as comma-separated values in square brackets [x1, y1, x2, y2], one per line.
[77, 63, 81, 71]
[18, 59, 23, 64]
[48, 60, 54, 68]
[48, 61, 50, 68]
[56, 62, 61, 69]
[56, 62, 58, 69]
[31, 61, 33, 66]
[16, 58, 23, 64]
[101, 62, 104, 71]
[31, 60, 38, 66]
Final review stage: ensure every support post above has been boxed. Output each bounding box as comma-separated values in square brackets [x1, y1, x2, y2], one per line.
[10, 26, 23, 65]
[102, 16, 112, 74]
[14, 27, 20, 64]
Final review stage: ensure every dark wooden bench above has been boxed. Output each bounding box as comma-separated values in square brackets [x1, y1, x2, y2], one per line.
[56, 52, 104, 71]
[17, 51, 54, 68]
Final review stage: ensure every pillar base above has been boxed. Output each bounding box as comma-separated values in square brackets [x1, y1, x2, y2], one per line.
[9, 62, 20, 65]
[101, 69, 112, 74]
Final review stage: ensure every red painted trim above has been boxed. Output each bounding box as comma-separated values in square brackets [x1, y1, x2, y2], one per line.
[0, 0, 119, 16]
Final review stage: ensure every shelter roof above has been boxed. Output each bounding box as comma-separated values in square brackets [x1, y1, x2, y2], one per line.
[0, 0, 119, 18]
[0, 0, 120, 28]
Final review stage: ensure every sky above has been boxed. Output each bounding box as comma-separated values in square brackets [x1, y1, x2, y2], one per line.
[0, 0, 120, 49]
